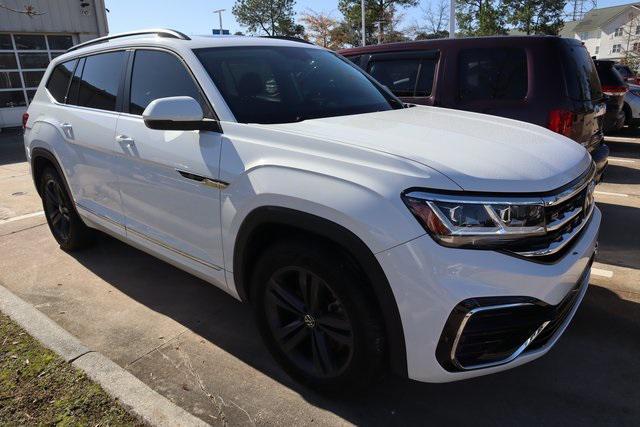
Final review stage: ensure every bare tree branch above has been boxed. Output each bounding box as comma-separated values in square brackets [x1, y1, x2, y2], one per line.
[0, 3, 46, 17]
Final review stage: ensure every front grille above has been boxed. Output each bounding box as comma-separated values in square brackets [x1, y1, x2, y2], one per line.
[506, 163, 596, 262]
[436, 257, 592, 372]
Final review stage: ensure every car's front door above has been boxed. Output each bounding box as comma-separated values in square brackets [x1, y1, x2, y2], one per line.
[113, 49, 225, 281]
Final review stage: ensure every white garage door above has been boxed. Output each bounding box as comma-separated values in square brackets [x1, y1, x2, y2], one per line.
[0, 33, 75, 127]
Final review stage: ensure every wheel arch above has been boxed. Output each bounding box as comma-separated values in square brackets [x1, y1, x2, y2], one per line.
[30, 147, 76, 213]
[232, 205, 408, 377]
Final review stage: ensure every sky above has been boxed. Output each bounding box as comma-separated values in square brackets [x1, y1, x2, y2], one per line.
[104, 0, 639, 36]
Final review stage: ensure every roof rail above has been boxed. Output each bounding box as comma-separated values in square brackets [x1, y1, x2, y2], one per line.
[261, 36, 314, 45]
[67, 29, 191, 52]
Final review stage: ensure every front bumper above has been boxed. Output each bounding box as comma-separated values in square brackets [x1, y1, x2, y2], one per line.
[376, 207, 601, 383]
[590, 143, 609, 182]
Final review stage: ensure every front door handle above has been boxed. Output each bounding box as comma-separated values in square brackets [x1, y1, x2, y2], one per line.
[116, 134, 135, 148]
[60, 122, 74, 139]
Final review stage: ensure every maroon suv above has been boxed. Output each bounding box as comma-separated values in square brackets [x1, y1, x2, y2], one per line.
[340, 36, 609, 181]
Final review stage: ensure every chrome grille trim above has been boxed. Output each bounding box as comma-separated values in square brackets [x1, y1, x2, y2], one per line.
[545, 206, 582, 232]
[515, 203, 595, 257]
[542, 163, 596, 207]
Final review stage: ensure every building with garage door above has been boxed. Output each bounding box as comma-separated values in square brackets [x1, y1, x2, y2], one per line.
[0, 0, 108, 128]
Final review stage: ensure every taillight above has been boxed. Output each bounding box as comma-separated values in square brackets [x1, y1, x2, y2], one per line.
[548, 109, 574, 137]
[22, 112, 29, 129]
[601, 85, 628, 96]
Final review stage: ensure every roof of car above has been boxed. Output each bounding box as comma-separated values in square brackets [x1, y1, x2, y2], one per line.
[338, 35, 562, 56]
[56, 30, 320, 62]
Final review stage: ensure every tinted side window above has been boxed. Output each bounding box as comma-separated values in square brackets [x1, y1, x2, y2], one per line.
[67, 58, 84, 105]
[129, 50, 208, 116]
[46, 59, 77, 102]
[347, 55, 361, 66]
[416, 58, 437, 96]
[369, 59, 420, 97]
[458, 48, 527, 101]
[75, 51, 126, 111]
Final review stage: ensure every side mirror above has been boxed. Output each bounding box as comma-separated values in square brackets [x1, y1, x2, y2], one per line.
[142, 96, 221, 132]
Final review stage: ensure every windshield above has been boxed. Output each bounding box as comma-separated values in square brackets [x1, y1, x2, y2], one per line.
[194, 46, 401, 124]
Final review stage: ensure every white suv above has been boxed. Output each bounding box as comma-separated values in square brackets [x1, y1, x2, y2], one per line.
[23, 30, 600, 390]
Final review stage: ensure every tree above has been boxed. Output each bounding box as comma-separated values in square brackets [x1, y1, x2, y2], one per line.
[423, 0, 449, 35]
[505, 0, 566, 35]
[406, 0, 449, 39]
[338, 0, 418, 45]
[456, 0, 508, 36]
[300, 9, 341, 48]
[617, 12, 640, 72]
[232, 0, 303, 37]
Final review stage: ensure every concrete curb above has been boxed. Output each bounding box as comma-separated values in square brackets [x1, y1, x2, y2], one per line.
[0, 284, 210, 427]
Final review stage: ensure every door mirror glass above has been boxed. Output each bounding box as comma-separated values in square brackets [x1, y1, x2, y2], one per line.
[142, 96, 220, 131]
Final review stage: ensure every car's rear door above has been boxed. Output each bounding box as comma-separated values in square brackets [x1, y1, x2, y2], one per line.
[113, 48, 225, 282]
[364, 50, 439, 106]
[50, 50, 128, 233]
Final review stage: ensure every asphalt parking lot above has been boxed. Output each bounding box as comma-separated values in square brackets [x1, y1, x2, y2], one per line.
[1, 129, 639, 426]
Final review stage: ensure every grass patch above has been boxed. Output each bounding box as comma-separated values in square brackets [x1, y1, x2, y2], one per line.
[0, 313, 144, 425]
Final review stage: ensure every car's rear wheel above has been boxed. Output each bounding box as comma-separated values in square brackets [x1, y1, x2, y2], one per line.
[252, 239, 385, 391]
[40, 167, 93, 250]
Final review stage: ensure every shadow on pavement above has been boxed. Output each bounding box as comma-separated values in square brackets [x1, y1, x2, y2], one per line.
[0, 129, 26, 166]
[606, 140, 640, 160]
[596, 202, 640, 270]
[68, 232, 640, 425]
[600, 163, 640, 185]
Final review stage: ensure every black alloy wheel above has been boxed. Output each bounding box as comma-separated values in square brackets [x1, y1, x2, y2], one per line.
[39, 167, 93, 250]
[264, 266, 354, 378]
[252, 239, 385, 391]
[43, 178, 72, 241]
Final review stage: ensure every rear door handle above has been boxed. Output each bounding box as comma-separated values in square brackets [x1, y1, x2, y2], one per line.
[116, 134, 135, 147]
[60, 122, 74, 139]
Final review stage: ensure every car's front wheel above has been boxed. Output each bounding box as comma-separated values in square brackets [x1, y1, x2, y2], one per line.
[39, 167, 93, 250]
[252, 239, 385, 392]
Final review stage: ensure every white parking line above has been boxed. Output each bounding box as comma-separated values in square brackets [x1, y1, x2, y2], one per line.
[608, 157, 636, 164]
[595, 190, 629, 197]
[591, 267, 614, 278]
[0, 211, 44, 225]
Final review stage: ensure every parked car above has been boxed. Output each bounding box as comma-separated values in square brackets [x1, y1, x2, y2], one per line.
[614, 63, 639, 84]
[340, 36, 609, 182]
[595, 59, 628, 133]
[623, 83, 640, 129]
[24, 30, 600, 390]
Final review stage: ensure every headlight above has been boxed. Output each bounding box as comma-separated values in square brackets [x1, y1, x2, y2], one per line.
[401, 191, 546, 248]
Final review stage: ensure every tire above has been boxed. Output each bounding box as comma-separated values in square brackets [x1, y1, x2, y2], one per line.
[39, 166, 93, 251]
[251, 238, 386, 392]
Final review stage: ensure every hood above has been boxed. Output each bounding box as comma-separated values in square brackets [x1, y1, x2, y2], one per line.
[266, 106, 592, 193]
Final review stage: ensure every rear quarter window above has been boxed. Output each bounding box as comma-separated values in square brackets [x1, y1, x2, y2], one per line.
[45, 59, 77, 103]
[560, 41, 602, 101]
[458, 48, 527, 101]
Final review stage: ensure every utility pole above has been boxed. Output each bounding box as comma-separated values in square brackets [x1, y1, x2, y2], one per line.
[213, 8, 225, 35]
[449, 0, 455, 38]
[361, 0, 366, 46]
